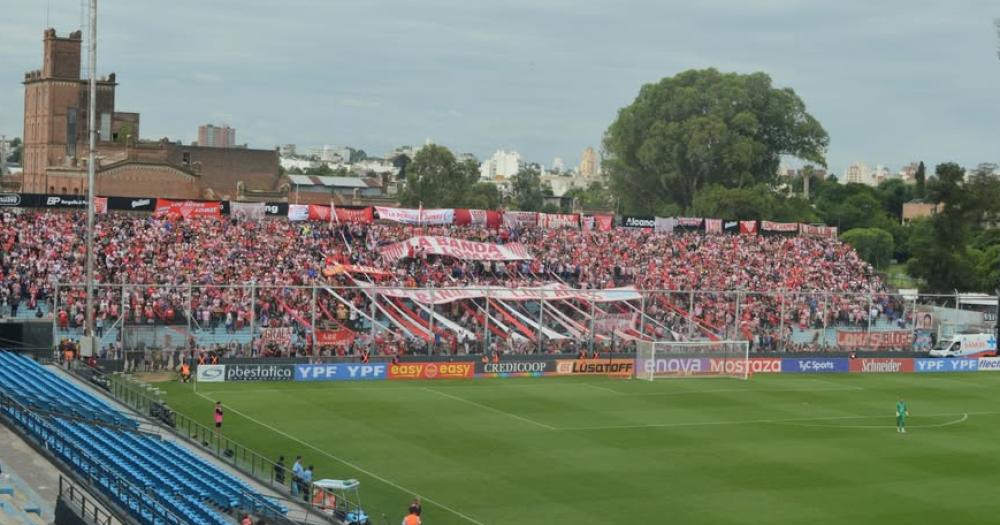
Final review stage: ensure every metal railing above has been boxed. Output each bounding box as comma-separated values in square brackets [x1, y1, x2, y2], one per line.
[58, 475, 125, 525]
[106, 373, 340, 524]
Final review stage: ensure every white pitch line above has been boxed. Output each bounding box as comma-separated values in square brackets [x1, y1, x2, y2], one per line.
[561, 410, 1000, 431]
[193, 391, 486, 525]
[774, 413, 969, 429]
[580, 383, 622, 394]
[421, 387, 557, 430]
[616, 386, 864, 397]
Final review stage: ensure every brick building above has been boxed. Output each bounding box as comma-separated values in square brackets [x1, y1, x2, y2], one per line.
[18, 29, 283, 201]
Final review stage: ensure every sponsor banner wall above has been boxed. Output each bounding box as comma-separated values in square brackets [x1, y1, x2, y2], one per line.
[653, 217, 676, 233]
[709, 357, 782, 375]
[230, 201, 266, 220]
[781, 358, 849, 373]
[977, 357, 1000, 371]
[196, 364, 226, 382]
[379, 236, 532, 262]
[105, 196, 155, 211]
[620, 215, 654, 229]
[294, 363, 387, 381]
[388, 361, 475, 380]
[848, 358, 914, 373]
[554, 358, 634, 377]
[224, 364, 295, 382]
[837, 331, 914, 349]
[475, 359, 554, 377]
[374, 206, 454, 225]
[635, 357, 710, 377]
[914, 358, 979, 373]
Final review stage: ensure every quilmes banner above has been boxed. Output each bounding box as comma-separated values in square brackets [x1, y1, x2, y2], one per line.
[224, 364, 295, 382]
[848, 358, 914, 373]
[554, 358, 634, 377]
[379, 236, 533, 262]
[914, 358, 979, 373]
[781, 358, 849, 373]
[388, 361, 475, 380]
[196, 364, 226, 382]
[294, 364, 387, 382]
[475, 359, 554, 377]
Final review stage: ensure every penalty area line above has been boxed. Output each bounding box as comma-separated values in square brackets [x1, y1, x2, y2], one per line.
[193, 391, 487, 525]
[421, 387, 557, 430]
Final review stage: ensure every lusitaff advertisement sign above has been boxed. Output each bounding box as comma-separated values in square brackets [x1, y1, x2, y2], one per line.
[294, 364, 387, 381]
[554, 359, 634, 377]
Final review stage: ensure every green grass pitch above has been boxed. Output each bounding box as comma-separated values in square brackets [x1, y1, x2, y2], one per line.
[161, 373, 1000, 525]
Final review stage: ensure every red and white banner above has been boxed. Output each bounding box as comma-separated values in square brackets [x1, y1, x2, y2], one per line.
[260, 327, 294, 346]
[538, 213, 580, 229]
[739, 221, 758, 235]
[503, 211, 539, 228]
[364, 284, 642, 305]
[323, 264, 392, 277]
[287, 204, 309, 221]
[308, 205, 331, 221]
[800, 224, 838, 238]
[330, 206, 374, 224]
[761, 220, 799, 233]
[379, 236, 532, 261]
[374, 206, 454, 225]
[453, 209, 502, 229]
[593, 312, 636, 334]
[677, 217, 703, 227]
[704, 218, 722, 234]
[153, 199, 222, 219]
[315, 328, 356, 347]
[836, 330, 915, 349]
[584, 214, 614, 232]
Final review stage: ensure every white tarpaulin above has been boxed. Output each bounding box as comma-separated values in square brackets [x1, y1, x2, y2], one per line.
[379, 236, 532, 261]
[374, 206, 454, 225]
[363, 284, 642, 305]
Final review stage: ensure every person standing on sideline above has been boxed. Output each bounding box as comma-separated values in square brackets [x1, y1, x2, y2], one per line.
[274, 456, 286, 486]
[213, 401, 223, 434]
[403, 503, 421, 525]
[300, 465, 314, 502]
[291, 456, 303, 496]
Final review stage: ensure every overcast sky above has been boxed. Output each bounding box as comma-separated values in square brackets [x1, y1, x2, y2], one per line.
[2, 0, 998, 174]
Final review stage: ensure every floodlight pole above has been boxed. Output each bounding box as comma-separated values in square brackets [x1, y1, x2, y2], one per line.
[83, 0, 98, 355]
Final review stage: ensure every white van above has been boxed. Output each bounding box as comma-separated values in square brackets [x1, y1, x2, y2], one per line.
[928, 333, 997, 358]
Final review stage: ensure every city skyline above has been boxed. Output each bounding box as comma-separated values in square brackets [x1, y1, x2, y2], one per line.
[2, 0, 999, 175]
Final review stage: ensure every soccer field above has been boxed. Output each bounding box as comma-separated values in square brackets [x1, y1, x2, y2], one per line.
[161, 373, 1000, 525]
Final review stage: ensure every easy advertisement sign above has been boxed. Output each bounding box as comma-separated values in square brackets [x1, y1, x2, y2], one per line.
[388, 362, 475, 380]
[914, 358, 979, 373]
[781, 358, 849, 373]
[294, 364, 387, 381]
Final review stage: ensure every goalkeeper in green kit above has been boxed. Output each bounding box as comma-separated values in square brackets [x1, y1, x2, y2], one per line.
[896, 398, 909, 433]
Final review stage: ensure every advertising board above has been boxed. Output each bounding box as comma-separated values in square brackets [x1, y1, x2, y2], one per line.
[196, 365, 226, 383]
[388, 361, 475, 380]
[294, 364, 387, 381]
[709, 358, 782, 375]
[914, 358, 979, 373]
[978, 357, 1000, 371]
[475, 360, 554, 377]
[848, 358, 914, 373]
[781, 358, 849, 374]
[554, 359, 634, 377]
[224, 364, 295, 382]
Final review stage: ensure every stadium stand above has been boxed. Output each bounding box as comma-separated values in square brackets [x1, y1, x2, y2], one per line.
[0, 351, 288, 525]
[2, 211, 904, 356]
[0, 459, 48, 525]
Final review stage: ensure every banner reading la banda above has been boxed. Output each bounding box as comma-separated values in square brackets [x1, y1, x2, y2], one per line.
[379, 236, 532, 262]
[836, 331, 914, 348]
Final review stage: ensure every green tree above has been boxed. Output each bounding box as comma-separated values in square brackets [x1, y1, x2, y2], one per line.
[874, 178, 914, 221]
[563, 181, 615, 211]
[840, 228, 894, 269]
[690, 184, 773, 219]
[398, 145, 478, 208]
[304, 163, 335, 176]
[510, 167, 545, 211]
[463, 182, 502, 210]
[603, 68, 829, 213]
[914, 161, 926, 199]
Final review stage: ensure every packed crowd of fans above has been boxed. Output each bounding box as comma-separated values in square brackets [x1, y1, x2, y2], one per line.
[0, 210, 907, 357]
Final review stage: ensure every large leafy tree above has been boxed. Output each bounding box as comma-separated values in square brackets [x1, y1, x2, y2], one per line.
[840, 228, 894, 269]
[603, 68, 829, 213]
[510, 167, 545, 211]
[398, 145, 479, 208]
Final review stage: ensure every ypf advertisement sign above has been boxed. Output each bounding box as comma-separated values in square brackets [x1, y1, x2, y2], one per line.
[476, 359, 554, 377]
[294, 364, 387, 381]
[388, 361, 475, 380]
[914, 359, 979, 373]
